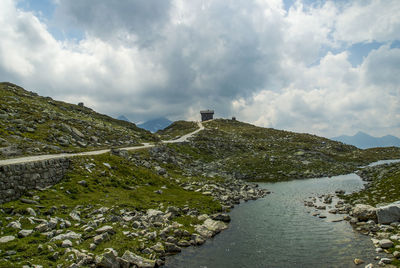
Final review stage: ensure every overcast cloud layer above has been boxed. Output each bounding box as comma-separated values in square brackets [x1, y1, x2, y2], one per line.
[0, 0, 399, 138]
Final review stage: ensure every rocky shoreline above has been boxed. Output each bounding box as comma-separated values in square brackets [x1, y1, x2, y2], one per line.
[303, 163, 400, 267]
[0, 167, 269, 267]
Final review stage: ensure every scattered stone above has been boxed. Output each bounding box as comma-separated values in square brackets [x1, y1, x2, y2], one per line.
[26, 207, 37, 216]
[95, 248, 119, 268]
[379, 258, 392, 264]
[18, 229, 33, 238]
[78, 180, 88, 187]
[354, 258, 364, 265]
[379, 239, 394, 249]
[120, 250, 156, 268]
[61, 239, 73, 248]
[50, 231, 82, 242]
[7, 221, 21, 229]
[69, 211, 81, 221]
[94, 233, 110, 245]
[0, 235, 15, 243]
[96, 225, 115, 234]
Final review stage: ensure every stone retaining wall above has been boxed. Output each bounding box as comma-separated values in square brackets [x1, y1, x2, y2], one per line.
[0, 158, 70, 203]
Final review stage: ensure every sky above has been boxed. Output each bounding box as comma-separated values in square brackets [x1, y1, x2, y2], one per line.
[0, 0, 399, 138]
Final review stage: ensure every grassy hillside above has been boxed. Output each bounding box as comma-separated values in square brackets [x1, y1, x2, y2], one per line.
[163, 119, 400, 181]
[0, 82, 158, 159]
[343, 162, 400, 206]
[0, 151, 223, 267]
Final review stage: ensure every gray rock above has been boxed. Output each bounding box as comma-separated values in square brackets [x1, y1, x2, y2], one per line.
[96, 225, 115, 234]
[18, 229, 33, 238]
[69, 211, 81, 221]
[379, 239, 394, 249]
[26, 207, 37, 216]
[120, 250, 155, 268]
[376, 202, 400, 224]
[154, 166, 166, 175]
[50, 231, 82, 242]
[195, 219, 228, 238]
[0, 235, 15, 243]
[164, 242, 181, 253]
[71, 127, 85, 138]
[352, 204, 377, 222]
[61, 239, 73, 248]
[7, 221, 21, 229]
[211, 213, 231, 222]
[78, 180, 87, 187]
[379, 257, 392, 264]
[94, 233, 110, 245]
[150, 242, 165, 253]
[95, 248, 119, 268]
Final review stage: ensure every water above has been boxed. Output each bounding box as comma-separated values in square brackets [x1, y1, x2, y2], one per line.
[366, 159, 400, 167]
[165, 173, 378, 268]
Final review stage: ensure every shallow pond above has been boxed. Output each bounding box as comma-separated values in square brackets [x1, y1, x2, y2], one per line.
[165, 173, 378, 268]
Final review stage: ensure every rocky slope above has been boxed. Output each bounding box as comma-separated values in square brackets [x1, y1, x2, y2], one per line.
[164, 119, 400, 181]
[339, 162, 400, 266]
[0, 149, 268, 267]
[1, 83, 400, 267]
[0, 82, 158, 159]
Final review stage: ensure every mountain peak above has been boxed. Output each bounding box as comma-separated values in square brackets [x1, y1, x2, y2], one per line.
[138, 117, 173, 133]
[117, 115, 130, 122]
[332, 131, 400, 149]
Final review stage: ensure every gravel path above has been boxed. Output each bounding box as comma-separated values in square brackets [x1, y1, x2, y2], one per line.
[0, 122, 204, 166]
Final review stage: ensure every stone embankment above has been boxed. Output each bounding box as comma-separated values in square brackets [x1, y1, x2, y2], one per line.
[0, 158, 69, 203]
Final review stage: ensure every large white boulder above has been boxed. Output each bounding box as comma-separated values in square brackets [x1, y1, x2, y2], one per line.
[352, 204, 377, 222]
[376, 201, 400, 224]
[195, 219, 228, 238]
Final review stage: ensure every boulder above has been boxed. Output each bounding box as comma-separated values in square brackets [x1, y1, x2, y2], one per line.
[95, 248, 119, 268]
[379, 239, 394, 249]
[50, 231, 81, 242]
[0, 235, 15, 243]
[195, 219, 228, 238]
[61, 239, 73, 248]
[352, 204, 377, 222]
[376, 202, 400, 224]
[164, 242, 181, 253]
[120, 250, 155, 268]
[96, 225, 115, 234]
[18, 229, 33, 238]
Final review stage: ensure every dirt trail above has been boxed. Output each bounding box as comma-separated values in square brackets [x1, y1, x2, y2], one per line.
[0, 121, 204, 166]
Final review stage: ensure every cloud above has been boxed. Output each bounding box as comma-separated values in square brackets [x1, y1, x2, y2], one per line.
[334, 0, 400, 44]
[232, 47, 400, 137]
[54, 0, 173, 46]
[0, 0, 399, 137]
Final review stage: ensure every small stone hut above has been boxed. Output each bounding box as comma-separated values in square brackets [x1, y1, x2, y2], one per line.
[200, 110, 214, 121]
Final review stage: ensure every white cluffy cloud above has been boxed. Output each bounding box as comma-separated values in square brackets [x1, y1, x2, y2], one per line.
[0, 0, 399, 138]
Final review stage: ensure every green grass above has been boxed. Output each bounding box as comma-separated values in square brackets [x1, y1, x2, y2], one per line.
[0, 152, 221, 267]
[343, 163, 400, 206]
[0, 82, 158, 159]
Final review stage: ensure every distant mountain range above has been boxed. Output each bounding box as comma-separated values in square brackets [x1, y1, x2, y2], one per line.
[138, 117, 173, 133]
[117, 115, 130, 122]
[332, 131, 400, 149]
